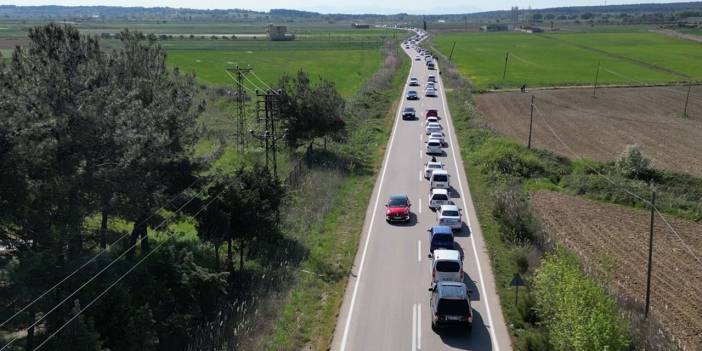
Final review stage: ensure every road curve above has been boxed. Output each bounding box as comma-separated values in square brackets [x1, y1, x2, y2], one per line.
[331, 31, 512, 351]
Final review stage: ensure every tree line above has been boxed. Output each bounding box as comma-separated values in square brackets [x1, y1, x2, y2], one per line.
[0, 23, 346, 350]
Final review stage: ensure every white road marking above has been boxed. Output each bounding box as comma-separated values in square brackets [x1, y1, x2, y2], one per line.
[418, 198, 422, 213]
[339, 45, 416, 351]
[412, 304, 417, 351]
[438, 62, 500, 351]
[419, 148, 422, 159]
[417, 304, 422, 350]
[417, 240, 421, 262]
[419, 169, 422, 182]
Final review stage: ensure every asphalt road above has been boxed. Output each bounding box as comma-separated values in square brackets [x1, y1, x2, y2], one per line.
[331, 32, 512, 351]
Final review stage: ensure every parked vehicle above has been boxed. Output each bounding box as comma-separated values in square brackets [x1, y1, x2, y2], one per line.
[424, 161, 444, 179]
[431, 249, 463, 282]
[425, 139, 442, 155]
[402, 106, 416, 120]
[428, 225, 454, 253]
[406, 90, 419, 100]
[430, 169, 450, 189]
[428, 281, 473, 331]
[429, 189, 450, 210]
[437, 204, 462, 230]
[385, 194, 411, 222]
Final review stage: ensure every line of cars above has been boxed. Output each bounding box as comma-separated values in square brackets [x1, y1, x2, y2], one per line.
[387, 35, 474, 333]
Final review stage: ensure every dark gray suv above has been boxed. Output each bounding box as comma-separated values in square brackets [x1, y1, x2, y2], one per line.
[428, 281, 473, 332]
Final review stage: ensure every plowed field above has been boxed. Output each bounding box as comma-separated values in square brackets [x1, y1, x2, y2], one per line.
[531, 191, 702, 351]
[475, 86, 702, 177]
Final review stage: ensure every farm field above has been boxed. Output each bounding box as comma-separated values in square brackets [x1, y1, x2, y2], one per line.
[432, 31, 701, 89]
[167, 47, 384, 97]
[474, 86, 702, 176]
[531, 190, 702, 351]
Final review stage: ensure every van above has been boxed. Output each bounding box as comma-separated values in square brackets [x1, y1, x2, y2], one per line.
[430, 169, 450, 189]
[428, 281, 473, 331]
[432, 249, 463, 282]
[429, 189, 450, 209]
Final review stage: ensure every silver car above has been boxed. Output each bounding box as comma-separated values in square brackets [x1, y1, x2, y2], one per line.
[437, 204, 462, 230]
[425, 139, 442, 155]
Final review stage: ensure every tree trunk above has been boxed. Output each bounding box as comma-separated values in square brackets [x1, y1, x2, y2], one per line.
[99, 207, 109, 249]
[140, 226, 150, 253]
[214, 242, 220, 270]
[239, 244, 245, 271]
[226, 235, 232, 267]
[128, 216, 147, 259]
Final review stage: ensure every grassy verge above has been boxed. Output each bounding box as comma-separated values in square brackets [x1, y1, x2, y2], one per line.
[266, 44, 410, 350]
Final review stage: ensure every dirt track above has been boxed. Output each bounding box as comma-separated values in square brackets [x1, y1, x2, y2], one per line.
[475, 86, 702, 177]
[532, 191, 702, 351]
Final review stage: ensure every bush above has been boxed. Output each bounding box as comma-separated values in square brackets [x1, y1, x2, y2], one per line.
[533, 250, 631, 351]
[472, 139, 569, 183]
[493, 186, 540, 244]
[614, 144, 657, 181]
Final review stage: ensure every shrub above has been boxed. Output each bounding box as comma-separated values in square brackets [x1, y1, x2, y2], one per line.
[533, 250, 631, 351]
[614, 144, 657, 181]
[493, 186, 540, 244]
[473, 139, 569, 183]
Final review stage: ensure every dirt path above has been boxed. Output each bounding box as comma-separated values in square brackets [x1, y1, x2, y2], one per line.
[653, 29, 702, 44]
[532, 191, 702, 351]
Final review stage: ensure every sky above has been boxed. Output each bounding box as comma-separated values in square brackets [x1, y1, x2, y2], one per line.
[5, 0, 690, 14]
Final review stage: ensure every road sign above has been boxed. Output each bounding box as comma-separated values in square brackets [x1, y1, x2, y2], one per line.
[510, 273, 525, 306]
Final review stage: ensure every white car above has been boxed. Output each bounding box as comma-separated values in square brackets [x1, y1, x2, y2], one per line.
[409, 77, 420, 86]
[424, 161, 444, 179]
[415, 55, 421, 61]
[426, 82, 437, 91]
[425, 87, 438, 97]
[426, 116, 439, 124]
[429, 188, 451, 210]
[426, 124, 442, 135]
[426, 139, 442, 155]
[430, 132, 445, 145]
[437, 204, 462, 230]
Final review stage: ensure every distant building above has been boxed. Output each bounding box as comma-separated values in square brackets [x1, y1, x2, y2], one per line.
[480, 24, 511, 32]
[265, 24, 295, 41]
[352, 23, 370, 29]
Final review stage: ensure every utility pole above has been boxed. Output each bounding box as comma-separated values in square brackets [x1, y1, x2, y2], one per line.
[644, 189, 656, 319]
[502, 51, 510, 82]
[252, 89, 286, 179]
[593, 61, 600, 98]
[528, 95, 534, 149]
[448, 41, 456, 64]
[227, 66, 253, 152]
[683, 81, 693, 118]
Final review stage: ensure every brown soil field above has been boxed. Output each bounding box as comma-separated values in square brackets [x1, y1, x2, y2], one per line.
[475, 86, 702, 177]
[532, 191, 702, 351]
[0, 38, 28, 50]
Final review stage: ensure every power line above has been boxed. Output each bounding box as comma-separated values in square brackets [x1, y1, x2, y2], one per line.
[250, 70, 274, 91]
[0, 175, 205, 330]
[32, 185, 228, 351]
[0, 181, 212, 351]
[531, 102, 702, 271]
[224, 69, 257, 95]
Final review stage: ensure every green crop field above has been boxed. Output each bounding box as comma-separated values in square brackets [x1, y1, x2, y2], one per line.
[433, 31, 701, 89]
[167, 47, 384, 97]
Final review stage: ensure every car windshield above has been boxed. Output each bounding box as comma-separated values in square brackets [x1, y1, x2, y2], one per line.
[437, 299, 469, 315]
[442, 210, 460, 217]
[433, 174, 448, 182]
[432, 233, 453, 242]
[433, 194, 448, 201]
[429, 164, 442, 169]
[388, 197, 408, 206]
[436, 261, 460, 272]
[428, 141, 440, 146]
[404, 107, 414, 112]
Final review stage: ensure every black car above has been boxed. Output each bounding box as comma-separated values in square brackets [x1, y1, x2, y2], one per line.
[402, 107, 416, 120]
[428, 281, 473, 332]
[406, 90, 419, 100]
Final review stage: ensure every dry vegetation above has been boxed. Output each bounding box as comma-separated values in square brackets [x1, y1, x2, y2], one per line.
[532, 190, 702, 351]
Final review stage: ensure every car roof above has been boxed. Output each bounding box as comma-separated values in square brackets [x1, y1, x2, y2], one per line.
[433, 249, 461, 261]
[427, 138, 442, 144]
[431, 188, 449, 195]
[437, 281, 468, 299]
[440, 204, 460, 212]
[427, 122, 440, 127]
[404, 106, 415, 110]
[432, 169, 449, 175]
[431, 225, 452, 233]
[389, 194, 408, 201]
[427, 161, 442, 166]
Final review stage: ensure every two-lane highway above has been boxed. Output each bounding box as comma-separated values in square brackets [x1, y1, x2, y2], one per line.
[331, 32, 511, 351]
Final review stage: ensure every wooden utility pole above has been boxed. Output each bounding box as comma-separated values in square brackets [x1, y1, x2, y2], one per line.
[448, 41, 456, 64]
[683, 81, 693, 117]
[644, 189, 656, 319]
[593, 61, 600, 98]
[502, 52, 510, 82]
[528, 95, 534, 149]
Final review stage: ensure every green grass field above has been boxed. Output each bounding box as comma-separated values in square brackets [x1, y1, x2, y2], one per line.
[433, 31, 701, 89]
[168, 47, 384, 97]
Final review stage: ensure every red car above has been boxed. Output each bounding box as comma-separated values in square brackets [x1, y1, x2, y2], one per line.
[385, 194, 411, 222]
[426, 109, 439, 119]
